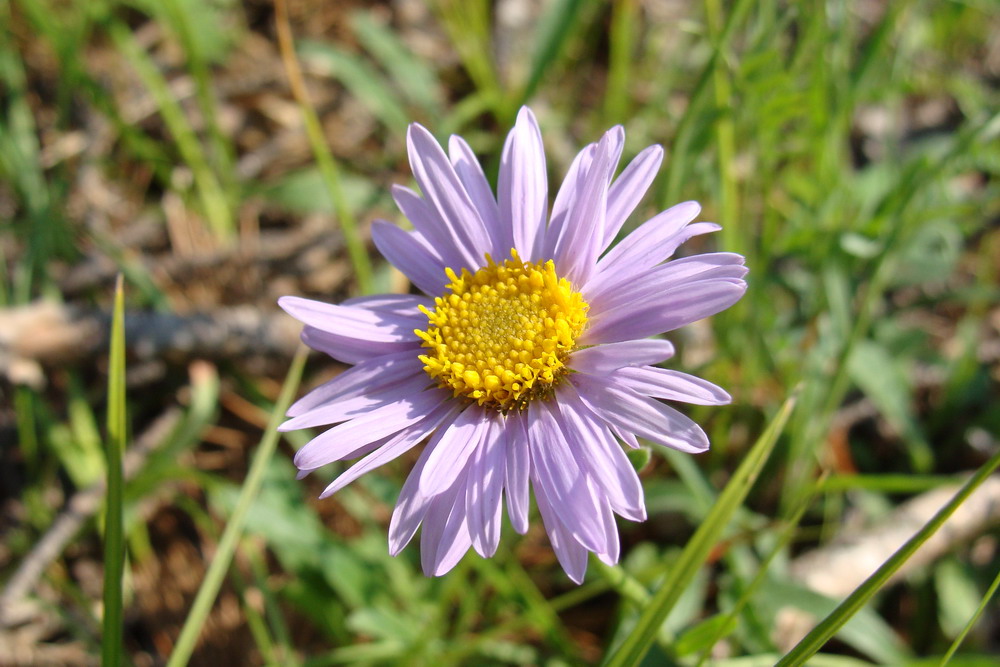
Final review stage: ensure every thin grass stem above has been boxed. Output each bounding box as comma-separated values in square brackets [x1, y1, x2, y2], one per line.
[166, 345, 309, 667]
[604, 388, 798, 666]
[776, 446, 1000, 666]
[939, 565, 1000, 666]
[101, 275, 127, 666]
[273, 0, 373, 295]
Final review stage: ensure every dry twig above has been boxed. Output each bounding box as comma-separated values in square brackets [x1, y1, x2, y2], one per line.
[0, 302, 301, 389]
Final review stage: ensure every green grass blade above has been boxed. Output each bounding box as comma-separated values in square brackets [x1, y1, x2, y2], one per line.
[349, 11, 443, 116]
[166, 344, 309, 667]
[602, 0, 637, 125]
[109, 22, 234, 240]
[431, 0, 502, 118]
[274, 0, 373, 294]
[604, 389, 798, 667]
[298, 40, 410, 133]
[820, 474, 964, 494]
[704, 0, 740, 256]
[940, 565, 1000, 666]
[515, 0, 587, 114]
[776, 446, 1000, 667]
[101, 274, 127, 667]
[659, 0, 754, 209]
[158, 0, 238, 195]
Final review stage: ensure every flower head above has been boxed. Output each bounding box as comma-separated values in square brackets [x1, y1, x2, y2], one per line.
[279, 108, 747, 583]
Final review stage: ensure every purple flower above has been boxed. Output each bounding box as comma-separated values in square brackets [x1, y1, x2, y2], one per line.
[279, 108, 747, 583]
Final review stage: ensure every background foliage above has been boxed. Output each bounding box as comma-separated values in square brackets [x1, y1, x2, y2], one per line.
[1, 0, 998, 664]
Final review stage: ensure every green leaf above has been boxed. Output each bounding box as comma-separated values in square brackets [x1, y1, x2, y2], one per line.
[298, 40, 410, 133]
[847, 340, 933, 471]
[109, 21, 234, 239]
[675, 614, 738, 657]
[626, 446, 652, 472]
[257, 167, 377, 216]
[888, 220, 962, 288]
[604, 389, 798, 666]
[935, 558, 984, 638]
[349, 11, 443, 116]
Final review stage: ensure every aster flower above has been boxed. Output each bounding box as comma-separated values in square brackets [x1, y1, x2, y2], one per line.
[279, 107, 747, 583]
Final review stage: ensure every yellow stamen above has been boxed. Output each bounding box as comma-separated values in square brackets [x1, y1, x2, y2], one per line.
[415, 250, 589, 412]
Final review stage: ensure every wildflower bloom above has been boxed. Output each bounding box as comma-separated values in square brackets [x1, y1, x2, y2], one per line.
[279, 108, 746, 583]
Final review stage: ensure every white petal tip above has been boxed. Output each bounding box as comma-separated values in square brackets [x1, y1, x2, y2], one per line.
[276, 295, 301, 316]
[596, 552, 618, 567]
[318, 479, 347, 499]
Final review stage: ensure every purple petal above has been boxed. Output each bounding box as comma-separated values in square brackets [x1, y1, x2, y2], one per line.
[591, 483, 621, 565]
[592, 220, 724, 300]
[297, 434, 390, 479]
[392, 185, 467, 272]
[420, 474, 473, 576]
[533, 479, 589, 584]
[466, 413, 505, 557]
[589, 251, 746, 314]
[300, 327, 422, 365]
[541, 143, 594, 262]
[581, 278, 747, 345]
[407, 124, 493, 268]
[596, 201, 706, 274]
[569, 339, 676, 375]
[573, 374, 710, 454]
[610, 423, 640, 449]
[389, 444, 436, 555]
[419, 405, 489, 496]
[498, 107, 547, 259]
[318, 402, 459, 498]
[279, 296, 422, 342]
[341, 293, 434, 315]
[371, 221, 449, 296]
[602, 144, 664, 248]
[528, 400, 611, 553]
[280, 372, 431, 430]
[556, 385, 646, 521]
[552, 130, 615, 285]
[288, 349, 422, 417]
[606, 125, 625, 174]
[504, 413, 531, 534]
[588, 201, 711, 294]
[615, 367, 732, 406]
[449, 134, 503, 253]
[292, 387, 449, 470]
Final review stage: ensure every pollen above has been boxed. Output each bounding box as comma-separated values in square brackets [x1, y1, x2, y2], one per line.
[415, 250, 589, 412]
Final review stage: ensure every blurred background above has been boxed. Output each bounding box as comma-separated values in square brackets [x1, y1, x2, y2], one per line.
[1, 0, 999, 664]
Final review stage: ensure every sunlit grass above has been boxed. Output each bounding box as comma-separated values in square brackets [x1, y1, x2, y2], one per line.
[1, 0, 998, 664]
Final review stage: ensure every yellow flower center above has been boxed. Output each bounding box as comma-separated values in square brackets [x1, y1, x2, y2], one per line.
[415, 250, 589, 412]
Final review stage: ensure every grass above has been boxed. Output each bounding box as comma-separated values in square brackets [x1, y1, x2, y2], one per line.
[1, 0, 998, 664]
